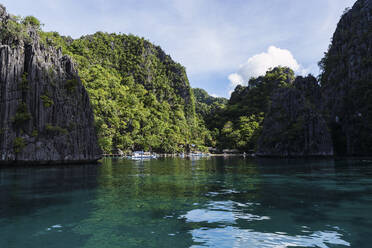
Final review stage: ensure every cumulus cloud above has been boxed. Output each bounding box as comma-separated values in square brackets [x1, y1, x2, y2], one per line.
[228, 46, 301, 87]
[228, 73, 245, 86]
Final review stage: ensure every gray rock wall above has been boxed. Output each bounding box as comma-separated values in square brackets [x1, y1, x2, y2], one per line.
[320, 0, 372, 155]
[0, 6, 101, 164]
[257, 83, 333, 157]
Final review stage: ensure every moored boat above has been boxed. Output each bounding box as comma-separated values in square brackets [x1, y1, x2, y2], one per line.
[129, 151, 157, 160]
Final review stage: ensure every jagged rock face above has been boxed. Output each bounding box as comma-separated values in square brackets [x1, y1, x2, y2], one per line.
[0, 6, 101, 164]
[320, 0, 372, 155]
[257, 82, 333, 157]
[294, 75, 322, 110]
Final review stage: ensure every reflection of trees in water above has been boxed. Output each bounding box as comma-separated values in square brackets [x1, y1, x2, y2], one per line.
[72, 157, 262, 247]
[72, 158, 196, 247]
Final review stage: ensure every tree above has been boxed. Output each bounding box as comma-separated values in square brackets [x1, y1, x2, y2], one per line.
[22, 16, 41, 29]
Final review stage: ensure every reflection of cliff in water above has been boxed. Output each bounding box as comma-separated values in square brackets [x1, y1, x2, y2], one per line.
[0, 164, 99, 219]
[0, 164, 99, 247]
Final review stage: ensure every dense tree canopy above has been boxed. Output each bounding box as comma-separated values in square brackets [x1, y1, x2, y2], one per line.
[204, 67, 295, 151]
[40, 31, 214, 153]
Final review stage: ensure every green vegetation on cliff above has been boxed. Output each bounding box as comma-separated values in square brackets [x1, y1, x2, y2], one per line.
[0, 11, 216, 153]
[207, 67, 295, 151]
[192, 88, 227, 147]
[193, 88, 227, 118]
[40, 31, 212, 153]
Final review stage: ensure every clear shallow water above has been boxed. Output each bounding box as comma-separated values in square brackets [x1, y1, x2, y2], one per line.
[0, 157, 372, 248]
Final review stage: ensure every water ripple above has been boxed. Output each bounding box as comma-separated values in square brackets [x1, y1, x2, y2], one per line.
[190, 226, 350, 248]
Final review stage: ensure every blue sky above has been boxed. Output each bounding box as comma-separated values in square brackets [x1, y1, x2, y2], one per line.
[2, 0, 356, 97]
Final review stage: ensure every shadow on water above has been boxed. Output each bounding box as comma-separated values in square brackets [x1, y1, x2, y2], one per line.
[0, 164, 99, 248]
[0, 164, 99, 218]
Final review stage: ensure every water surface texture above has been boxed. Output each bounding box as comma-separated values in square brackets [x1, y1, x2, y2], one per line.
[0, 157, 371, 247]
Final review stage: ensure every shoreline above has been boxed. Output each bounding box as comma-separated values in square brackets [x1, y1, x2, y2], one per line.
[102, 153, 372, 159]
[2, 155, 372, 167]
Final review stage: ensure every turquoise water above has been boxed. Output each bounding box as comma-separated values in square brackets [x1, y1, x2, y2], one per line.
[0, 157, 372, 247]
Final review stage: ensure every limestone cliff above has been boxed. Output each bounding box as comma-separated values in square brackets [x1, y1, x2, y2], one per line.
[0, 6, 101, 164]
[257, 76, 333, 157]
[319, 0, 372, 155]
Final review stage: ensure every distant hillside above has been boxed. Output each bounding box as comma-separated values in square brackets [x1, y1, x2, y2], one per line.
[193, 88, 227, 123]
[192, 88, 227, 147]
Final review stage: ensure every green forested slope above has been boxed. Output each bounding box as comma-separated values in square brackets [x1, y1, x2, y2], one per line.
[208, 67, 295, 151]
[40, 31, 211, 153]
[193, 88, 227, 118]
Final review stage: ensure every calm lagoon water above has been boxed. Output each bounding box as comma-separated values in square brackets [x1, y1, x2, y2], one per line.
[0, 157, 372, 248]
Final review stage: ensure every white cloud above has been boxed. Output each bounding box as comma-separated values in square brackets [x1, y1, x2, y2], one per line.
[228, 73, 245, 87]
[228, 46, 301, 87]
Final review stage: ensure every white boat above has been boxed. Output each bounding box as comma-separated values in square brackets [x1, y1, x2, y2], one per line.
[189, 152, 210, 157]
[130, 151, 157, 160]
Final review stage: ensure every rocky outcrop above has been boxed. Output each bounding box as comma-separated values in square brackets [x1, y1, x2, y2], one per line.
[0, 6, 101, 164]
[257, 76, 333, 157]
[319, 0, 372, 155]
